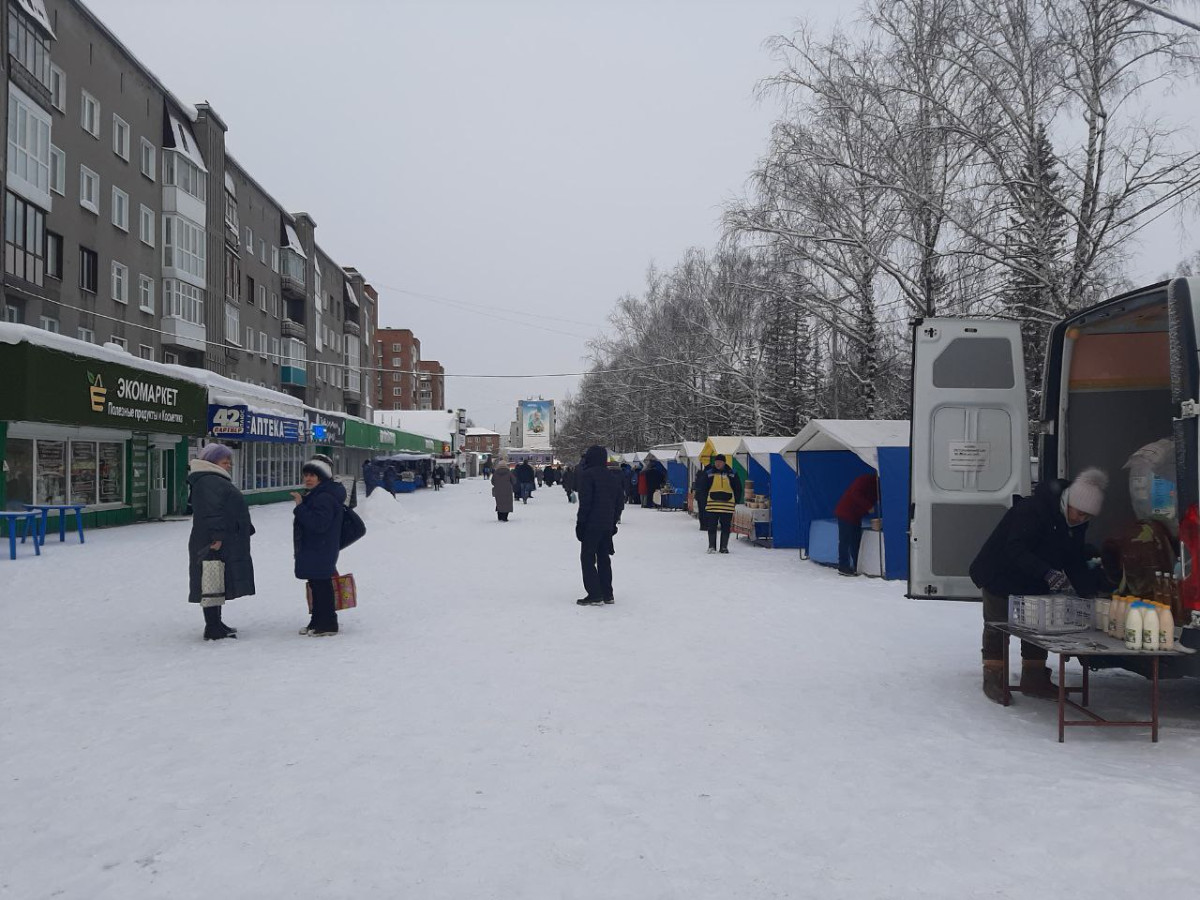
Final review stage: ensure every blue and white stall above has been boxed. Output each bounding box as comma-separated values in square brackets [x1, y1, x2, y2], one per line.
[783, 420, 910, 580]
[734, 437, 799, 548]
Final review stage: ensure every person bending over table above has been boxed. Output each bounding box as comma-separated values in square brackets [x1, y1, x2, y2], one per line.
[970, 468, 1108, 702]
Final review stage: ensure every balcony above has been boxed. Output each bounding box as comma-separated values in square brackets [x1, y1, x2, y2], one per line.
[343, 319, 360, 337]
[281, 318, 306, 340]
[280, 248, 306, 300]
[281, 365, 307, 387]
[161, 316, 206, 353]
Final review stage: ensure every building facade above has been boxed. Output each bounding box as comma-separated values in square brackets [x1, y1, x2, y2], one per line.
[463, 427, 500, 456]
[375, 326, 419, 410]
[416, 359, 444, 411]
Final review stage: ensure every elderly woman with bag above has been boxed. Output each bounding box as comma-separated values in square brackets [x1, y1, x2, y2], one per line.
[292, 456, 347, 636]
[492, 461, 515, 521]
[187, 443, 256, 641]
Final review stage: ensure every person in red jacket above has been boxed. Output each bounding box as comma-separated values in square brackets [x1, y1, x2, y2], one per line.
[835, 473, 878, 576]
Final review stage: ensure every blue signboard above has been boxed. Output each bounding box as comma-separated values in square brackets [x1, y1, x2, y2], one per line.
[207, 404, 306, 443]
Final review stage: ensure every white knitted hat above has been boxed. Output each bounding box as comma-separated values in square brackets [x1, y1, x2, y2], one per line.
[1067, 467, 1108, 516]
[302, 458, 333, 480]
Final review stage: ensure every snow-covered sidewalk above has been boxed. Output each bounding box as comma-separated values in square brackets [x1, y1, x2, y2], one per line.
[2, 479, 1198, 899]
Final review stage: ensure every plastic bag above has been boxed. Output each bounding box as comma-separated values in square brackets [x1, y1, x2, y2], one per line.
[1124, 438, 1176, 525]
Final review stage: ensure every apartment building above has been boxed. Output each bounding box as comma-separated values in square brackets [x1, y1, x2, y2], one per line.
[2, 0, 376, 417]
[416, 359, 445, 411]
[375, 326, 420, 410]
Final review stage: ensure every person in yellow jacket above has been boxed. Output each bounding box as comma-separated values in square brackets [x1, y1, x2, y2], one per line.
[697, 455, 742, 554]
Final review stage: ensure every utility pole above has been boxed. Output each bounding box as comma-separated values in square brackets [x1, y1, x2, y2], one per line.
[1123, 0, 1200, 32]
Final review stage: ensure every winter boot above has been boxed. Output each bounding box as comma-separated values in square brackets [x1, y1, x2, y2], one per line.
[576, 597, 603, 606]
[982, 660, 1006, 704]
[203, 605, 235, 641]
[1019, 660, 1056, 697]
[707, 547, 717, 555]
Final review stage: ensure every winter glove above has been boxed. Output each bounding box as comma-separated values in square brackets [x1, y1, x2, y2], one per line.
[1044, 569, 1070, 593]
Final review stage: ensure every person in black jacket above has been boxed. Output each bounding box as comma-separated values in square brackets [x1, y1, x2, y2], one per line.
[575, 445, 622, 606]
[293, 456, 348, 636]
[187, 443, 255, 641]
[970, 467, 1107, 701]
[514, 461, 536, 503]
[562, 465, 578, 502]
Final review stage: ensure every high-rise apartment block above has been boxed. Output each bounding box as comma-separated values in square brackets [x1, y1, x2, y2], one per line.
[374, 326, 445, 411]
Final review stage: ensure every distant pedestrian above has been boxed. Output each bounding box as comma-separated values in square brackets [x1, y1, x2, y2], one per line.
[514, 461, 536, 503]
[492, 462, 515, 521]
[834, 473, 878, 577]
[692, 468, 709, 531]
[187, 443, 255, 641]
[432, 467, 445, 491]
[575, 445, 622, 606]
[697, 455, 741, 554]
[562, 465, 578, 503]
[292, 456, 347, 636]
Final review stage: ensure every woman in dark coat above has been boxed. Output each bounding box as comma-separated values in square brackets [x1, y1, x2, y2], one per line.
[187, 443, 255, 641]
[492, 462, 515, 521]
[292, 456, 347, 636]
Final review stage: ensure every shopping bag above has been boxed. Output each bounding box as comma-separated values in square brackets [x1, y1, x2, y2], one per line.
[306, 572, 358, 612]
[199, 555, 225, 607]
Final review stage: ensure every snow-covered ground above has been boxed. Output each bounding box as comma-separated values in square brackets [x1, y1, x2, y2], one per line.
[2, 479, 1198, 899]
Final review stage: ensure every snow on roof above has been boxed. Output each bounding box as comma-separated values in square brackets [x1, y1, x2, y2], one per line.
[224, 171, 236, 196]
[466, 427, 499, 436]
[0, 323, 303, 418]
[344, 281, 359, 308]
[283, 223, 307, 260]
[374, 409, 455, 442]
[781, 420, 910, 469]
[17, 0, 54, 38]
[644, 443, 682, 462]
[735, 437, 794, 467]
[165, 110, 208, 173]
[679, 441, 705, 462]
[701, 436, 744, 460]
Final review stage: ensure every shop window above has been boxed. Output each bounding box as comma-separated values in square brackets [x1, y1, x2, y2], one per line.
[4, 439, 34, 509]
[71, 442, 98, 505]
[36, 440, 67, 504]
[99, 442, 124, 503]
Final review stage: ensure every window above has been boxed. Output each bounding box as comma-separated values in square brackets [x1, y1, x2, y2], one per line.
[164, 279, 204, 325]
[162, 215, 205, 279]
[45, 230, 62, 279]
[259, 239, 267, 265]
[257, 284, 266, 311]
[8, 6, 52, 89]
[270, 291, 279, 318]
[284, 337, 306, 368]
[244, 226, 253, 252]
[77, 327, 95, 343]
[139, 344, 154, 361]
[46, 65, 66, 114]
[139, 205, 155, 246]
[246, 275, 255, 309]
[224, 190, 238, 232]
[49, 145, 65, 195]
[140, 138, 156, 181]
[111, 261, 128, 303]
[4, 191, 46, 286]
[79, 247, 98, 292]
[258, 331, 268, 359]
[163, 351, 180, 365]
[79, 165, 99, 213]
[112, 115, 130, 160]
[3, 304, 23, 323]
[7, 86, 52, 208]
[271, 336, 280, 364]
[245, 325, 253, 350]
[391, 357, 401, 367]
[224, 249, 242, 302]
[109, 336, 127, 350]
[393, 387, 403, 397]
[270, 246, 279, 272]
[111, 186, 129, 231]
[138, 275, 155, 313]
[225, 301, 240, 344]
[162, 151, 206, 201]
[38, 315, 59, 333]
[81, 91, 100, 138]
[392, 342, 402, 352]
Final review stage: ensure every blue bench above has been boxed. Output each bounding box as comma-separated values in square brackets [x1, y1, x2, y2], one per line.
[0, 510, 42, 560]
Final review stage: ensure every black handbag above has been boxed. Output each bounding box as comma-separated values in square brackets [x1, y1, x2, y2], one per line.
[339, 507, 367, 549]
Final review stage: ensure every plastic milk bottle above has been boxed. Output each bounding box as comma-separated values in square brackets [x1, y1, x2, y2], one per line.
[1158, 602, 1175, 650]
[1125, 602, 1144, 651]
[1141, 602, 1160, 652]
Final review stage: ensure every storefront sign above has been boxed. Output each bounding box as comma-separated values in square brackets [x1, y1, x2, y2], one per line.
[0, 342, 206, 436]
[207, 405, 305, 443]
[307, 411, 345, 445]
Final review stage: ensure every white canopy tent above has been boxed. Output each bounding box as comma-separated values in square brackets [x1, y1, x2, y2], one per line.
[781, 420, 910, 470]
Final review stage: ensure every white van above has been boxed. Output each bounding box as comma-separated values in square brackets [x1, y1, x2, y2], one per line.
[908, 279, 1199, 660]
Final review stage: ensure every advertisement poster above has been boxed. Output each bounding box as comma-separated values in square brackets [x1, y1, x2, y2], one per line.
[519, 400, 553, 450]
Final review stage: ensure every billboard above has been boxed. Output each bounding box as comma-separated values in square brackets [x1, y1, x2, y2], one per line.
[519, 399, 553, 449]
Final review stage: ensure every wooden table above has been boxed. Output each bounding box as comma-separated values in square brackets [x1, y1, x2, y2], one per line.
[23, 503, 87, 545]
[988, 622, 1194, 742]
[0, 510, 42, 560]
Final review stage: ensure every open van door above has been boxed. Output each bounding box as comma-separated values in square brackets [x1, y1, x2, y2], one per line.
[909, 319, 1030, 599]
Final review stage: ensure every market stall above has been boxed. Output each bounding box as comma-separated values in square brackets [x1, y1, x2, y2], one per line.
[783, 420, 910, 580]
[646, 444, 689, 509]
[679, 441, 705, 515]
[732, 437, 795, 545]
[699, 436, 748, 482]
[378, 452, 434, 492]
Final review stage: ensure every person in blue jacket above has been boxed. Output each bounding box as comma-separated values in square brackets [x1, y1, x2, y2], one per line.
[292, 456, 347, 636]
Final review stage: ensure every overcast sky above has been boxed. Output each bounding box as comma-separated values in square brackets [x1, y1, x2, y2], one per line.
[85, 0, 1199, 433]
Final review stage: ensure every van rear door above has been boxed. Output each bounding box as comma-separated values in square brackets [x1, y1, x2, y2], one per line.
[909, 319, 1030, 599]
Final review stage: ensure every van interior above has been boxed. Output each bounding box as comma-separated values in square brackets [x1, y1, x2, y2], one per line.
[1053, 288, 1175, 551]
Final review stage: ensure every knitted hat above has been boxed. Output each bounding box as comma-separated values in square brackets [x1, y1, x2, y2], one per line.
[302, 457, 333, 480]
[312, 453, 334, 468]
[1067, 468, 1108, 516]
[713, 454, 726, 463]
[199, 443, 233, 464]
